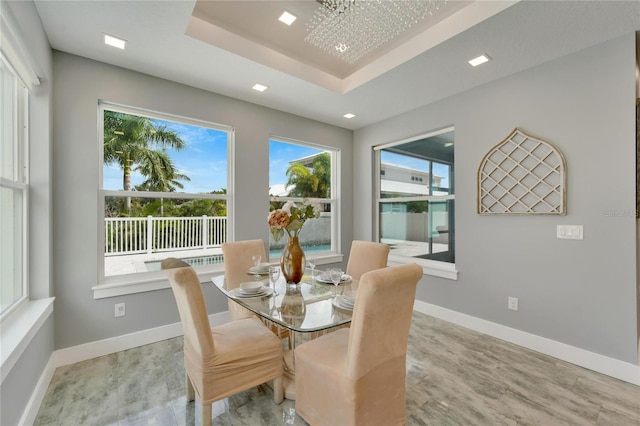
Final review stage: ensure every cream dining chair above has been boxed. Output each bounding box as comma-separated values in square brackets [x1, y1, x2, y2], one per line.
[294, 263, 423, 426]
[309, 240, 391, 340]
[345, 240, 390, 281]
[162, 258, 284, 426]
[221, 239, 289, 340]
[221, 239, 266, 320]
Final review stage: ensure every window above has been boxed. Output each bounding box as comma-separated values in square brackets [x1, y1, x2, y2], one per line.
[269, 137, 338, 259]
[375, 127, 456, 277]
[0, 54, 28, 316]
[99, 103, 232, 283]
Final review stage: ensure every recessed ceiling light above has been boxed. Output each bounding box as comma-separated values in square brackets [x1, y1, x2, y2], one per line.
[104, 34, 126, 50]
[343, 113, 356, 119]
[468, 54, 491, 67]
[444, 142, 454, 147]
[278, 11, 297, 26]
[252, 83, 269, 92]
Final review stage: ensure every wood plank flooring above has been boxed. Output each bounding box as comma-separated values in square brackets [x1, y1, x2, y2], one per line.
[34, 312, 640, 425]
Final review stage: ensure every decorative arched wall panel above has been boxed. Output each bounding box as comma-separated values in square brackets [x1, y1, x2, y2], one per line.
[478, 128, 566, 215]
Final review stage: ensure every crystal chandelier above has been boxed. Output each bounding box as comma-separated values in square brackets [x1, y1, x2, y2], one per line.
[305, 0, 448, 65]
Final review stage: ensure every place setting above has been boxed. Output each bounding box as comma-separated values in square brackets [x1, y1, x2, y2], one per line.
[229, 281, 274, 299]
[247, 255, 270, 277]
[315, 268, 352, 284]
[332, 290, 356, 312]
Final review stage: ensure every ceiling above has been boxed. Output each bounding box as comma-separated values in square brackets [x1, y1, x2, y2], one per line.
[33, 0, 640, 131]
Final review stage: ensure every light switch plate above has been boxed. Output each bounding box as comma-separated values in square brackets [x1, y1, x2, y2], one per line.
[556, 225, 583, 240]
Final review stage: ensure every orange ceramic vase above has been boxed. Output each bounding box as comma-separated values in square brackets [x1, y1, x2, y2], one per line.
[280, 236, 306, 284]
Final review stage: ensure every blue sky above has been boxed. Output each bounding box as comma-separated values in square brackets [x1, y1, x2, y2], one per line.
[103, 115, 449, 193]
[381, 151, 450, 188]
[103, 119, 228, 193]
[269, 140, 321, 187]
[103, 118, 320, 193]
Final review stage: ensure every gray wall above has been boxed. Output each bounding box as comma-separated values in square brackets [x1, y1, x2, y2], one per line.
[1, 316, 55, 426]
[1, 1, 55, 425]
[51, 52, 353, 349]
[354, 34, 638, 364]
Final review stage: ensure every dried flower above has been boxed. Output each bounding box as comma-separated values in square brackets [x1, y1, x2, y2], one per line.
[268, 200, 321, 242]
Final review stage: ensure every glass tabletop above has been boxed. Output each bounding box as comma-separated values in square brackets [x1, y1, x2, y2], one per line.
[211, 269, 355, 333]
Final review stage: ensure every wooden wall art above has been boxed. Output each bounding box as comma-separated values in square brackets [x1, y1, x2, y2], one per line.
[478, 128, 566, 215]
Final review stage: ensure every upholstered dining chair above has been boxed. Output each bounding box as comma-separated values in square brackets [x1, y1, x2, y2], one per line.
[162, 258, 284, 426]
[294, 263, 423, 426]
[221, 239, 289, 340]
[221, 239, 266, 320]
[345, 240, 390, 281]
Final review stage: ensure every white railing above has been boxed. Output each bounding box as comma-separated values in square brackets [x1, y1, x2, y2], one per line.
[105, 215, 227, 256]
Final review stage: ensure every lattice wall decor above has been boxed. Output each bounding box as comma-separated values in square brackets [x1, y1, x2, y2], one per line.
[478, 128, 566, 215]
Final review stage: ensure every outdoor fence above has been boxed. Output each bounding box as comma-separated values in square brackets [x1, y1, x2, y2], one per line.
[106, 214, 334, 257]
[105, 215, 227, 256]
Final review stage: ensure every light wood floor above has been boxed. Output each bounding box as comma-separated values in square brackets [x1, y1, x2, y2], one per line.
[34, 312, 639, 425]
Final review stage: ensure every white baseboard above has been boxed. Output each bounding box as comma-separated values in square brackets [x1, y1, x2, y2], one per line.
[23, 311, 231, 424]
[19, 355, 57, 426]
[50, 311, 230, 368]
[414, 300, 640, 386]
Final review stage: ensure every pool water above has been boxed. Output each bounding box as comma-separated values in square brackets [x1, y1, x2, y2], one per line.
[145, 244, 331, 271]
[145, 254, 224, 271]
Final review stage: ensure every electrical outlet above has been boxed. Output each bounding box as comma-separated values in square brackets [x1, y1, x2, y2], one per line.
[508, 297, 518, 311]
[115, 302, 126, 317]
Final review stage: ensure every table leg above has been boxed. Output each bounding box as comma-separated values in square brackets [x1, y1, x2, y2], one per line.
[283, 330, 297, 400]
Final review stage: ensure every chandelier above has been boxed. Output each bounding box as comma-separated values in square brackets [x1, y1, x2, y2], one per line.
[305, 0, 448, 65]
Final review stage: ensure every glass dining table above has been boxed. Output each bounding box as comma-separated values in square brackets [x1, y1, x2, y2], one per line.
[211, 268, 356, 400]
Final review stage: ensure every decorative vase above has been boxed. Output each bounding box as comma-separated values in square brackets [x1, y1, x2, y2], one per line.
[280, 235, 306, 284]
[280, 285, 306, 328]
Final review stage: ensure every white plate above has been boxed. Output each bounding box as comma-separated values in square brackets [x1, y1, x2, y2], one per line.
[342, 290, 356, 303]
[239, 281, 264, 293]
[230, 287, 274, 299]
[316, 273, 352, 284]
[338, 295, 354, 308]
[248, 264, 270, 275]
[332, 297, 353, 311]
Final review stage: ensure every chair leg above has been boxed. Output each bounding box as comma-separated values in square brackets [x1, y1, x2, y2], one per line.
[186, 374, 195, 402]
[201, 402, 212, 426]
[273, 375, 284, 404]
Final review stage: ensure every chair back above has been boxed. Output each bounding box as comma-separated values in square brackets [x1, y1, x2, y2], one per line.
[345, 263, 422, 379]
[162, 258, 214, 359]
[221, 239, 266, 290]
[345, 240, 390, 280]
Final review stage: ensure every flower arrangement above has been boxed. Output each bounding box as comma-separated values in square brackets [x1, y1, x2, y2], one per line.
[268, 200, 321, 242]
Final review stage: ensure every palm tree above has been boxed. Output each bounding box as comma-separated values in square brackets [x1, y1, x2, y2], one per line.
[135, 149, 190, 193]
[104, 111, 186, 212]
[134, 149, 191, 216]
[286, 152, 330, 199]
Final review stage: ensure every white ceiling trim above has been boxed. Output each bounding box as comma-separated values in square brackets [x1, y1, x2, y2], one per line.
[343, 0, 520, 93]
[186, 0, 520, 94]
[186, 14, 345, 93]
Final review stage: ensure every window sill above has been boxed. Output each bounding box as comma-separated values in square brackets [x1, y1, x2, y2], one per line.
[94, 253, 345, 299]
[93, 264, 226, 299]
[1, 298, 55, 383]
[388, 254, 458, 280]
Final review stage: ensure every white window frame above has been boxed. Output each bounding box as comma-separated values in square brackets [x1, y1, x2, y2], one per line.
[269, 136, 342, 265]
[374, 127, 458, 280]
[94, 102, 234, 298]
[0, 53, 29, 318]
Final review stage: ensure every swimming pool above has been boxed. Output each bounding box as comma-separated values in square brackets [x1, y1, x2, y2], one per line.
[145, 244, 331, 271]
[145, 254, 225, 271]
